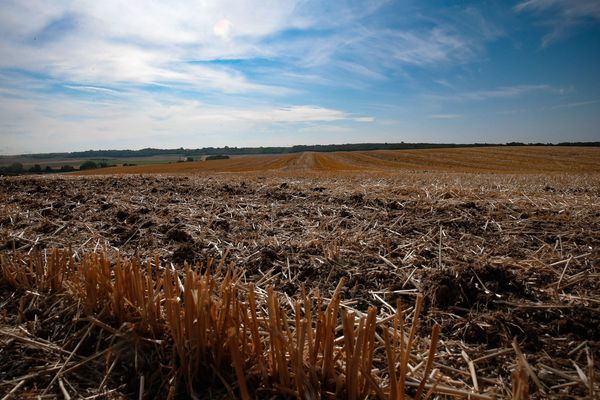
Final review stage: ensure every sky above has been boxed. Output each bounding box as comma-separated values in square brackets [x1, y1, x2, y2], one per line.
[0, 0, 599, 154]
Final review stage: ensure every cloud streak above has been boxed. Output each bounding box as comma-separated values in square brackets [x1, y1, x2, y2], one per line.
[515, 0, 600, 19]
[431, 84, 561, 102]
[429, 114, 463, 119]
[515, 0, 600, 46]
[549, 99, 598, 110]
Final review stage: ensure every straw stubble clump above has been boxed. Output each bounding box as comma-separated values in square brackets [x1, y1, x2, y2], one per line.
[0, 249, 468, 399]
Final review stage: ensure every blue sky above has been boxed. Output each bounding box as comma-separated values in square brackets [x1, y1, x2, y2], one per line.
[0, 0, 599, 154]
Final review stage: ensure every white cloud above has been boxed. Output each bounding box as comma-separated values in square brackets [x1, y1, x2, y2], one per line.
[64, 85, 120, 95]
[240, 106, 347, 122]
[0, 0, 306, 94]
[75, 1, 301, 45]
[0, 36, 289, 95]
[353, 117, 374, 122]
[0, 0, 497, 95]
[213, 19, 233, 40]
[0, 85, 373, 153]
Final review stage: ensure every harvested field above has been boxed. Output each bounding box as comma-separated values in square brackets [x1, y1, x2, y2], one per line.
[1, 158, 600, 398]
[74, 146, 600, 175]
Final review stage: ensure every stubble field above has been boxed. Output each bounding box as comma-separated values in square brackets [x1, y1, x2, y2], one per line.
[1, 147, 599, 399]
[75, 146, 600, 175]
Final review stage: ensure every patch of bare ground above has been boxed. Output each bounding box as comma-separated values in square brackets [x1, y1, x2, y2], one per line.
[1, 171, 599, 398]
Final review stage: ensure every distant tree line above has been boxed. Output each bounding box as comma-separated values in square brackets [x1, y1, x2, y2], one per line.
[0, 160, 115, 176]
[15, 141, 600, 161]
[0, 163, 70, 176]
[79, 160, 115, 170]
[505, 142, 600, 147]
[205, 154, 230, 160]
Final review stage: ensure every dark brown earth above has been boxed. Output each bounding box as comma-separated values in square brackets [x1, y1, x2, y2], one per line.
[1, 173, 599, 398]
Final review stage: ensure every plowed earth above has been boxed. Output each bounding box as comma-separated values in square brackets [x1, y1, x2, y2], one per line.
[1, 167, 599, 397]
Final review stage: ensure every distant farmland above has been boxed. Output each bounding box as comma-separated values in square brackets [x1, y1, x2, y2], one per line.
[74, 146, 600, 175]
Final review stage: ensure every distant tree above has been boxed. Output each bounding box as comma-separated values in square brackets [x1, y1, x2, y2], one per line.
[79, 160, 98, 170]
[29, 164, 42, 173]
[0, 163, 25, 175]
[44, 165, 53, 173]
[9, 163, 23, 173]
[205, 154, 229, 160]
[60, 165, 75, 172]
[185, 157, 194, 162]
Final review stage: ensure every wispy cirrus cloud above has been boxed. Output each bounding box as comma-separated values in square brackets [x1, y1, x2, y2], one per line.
[64, 85, 121, 95]
[432, 84, 562, 102]
[515, 0, 600, 19]
[515, 0, 600, 47]
[423, 84, 567, 118]
[549, 99, 598, 110]
[460, 84, 559, 100]
[429, 114, 463, 119]
[272, 25, 484, 75]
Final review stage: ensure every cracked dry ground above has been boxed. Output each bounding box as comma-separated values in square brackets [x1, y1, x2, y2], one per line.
[1, 173, 599, 397]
